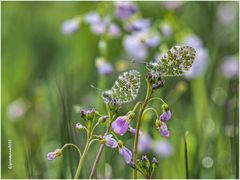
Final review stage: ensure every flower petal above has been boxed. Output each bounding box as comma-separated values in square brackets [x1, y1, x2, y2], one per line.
[119, 146, 132, 163]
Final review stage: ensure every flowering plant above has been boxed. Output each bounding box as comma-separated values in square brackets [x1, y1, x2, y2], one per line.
[48, 1, 196, 179]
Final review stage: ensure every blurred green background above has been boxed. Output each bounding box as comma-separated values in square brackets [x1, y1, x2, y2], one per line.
[1, 1, 239, 179]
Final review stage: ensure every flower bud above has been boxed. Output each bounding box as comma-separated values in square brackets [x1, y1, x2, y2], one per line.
[80, 108, 96, 120]
[98, 115, 109, 123]
[155, 119, 161, 128]
[107, 99, 121, 113]
[141, 155, 150, 169]
[47, 149, 63, 161]
[75, 122, 86, 131]
[151, 157, 158, 168]
[126, 111, 135, 120]
[162, 103, 169, 112]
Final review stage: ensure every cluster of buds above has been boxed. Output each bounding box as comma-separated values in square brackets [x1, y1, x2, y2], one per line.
[80, 108, 96, 120]
[130, 155, 158, 178]
[146, 70, 165, 90]
[155, 103, 172, 137]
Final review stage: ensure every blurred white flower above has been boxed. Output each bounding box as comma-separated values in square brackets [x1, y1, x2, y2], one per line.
[202, 156, 214, 168]
[96, 57, 113, 76]
[153, 140, 173, 158]
[217, 2, 238, 25]
[84, 12, 121, 37]
[221, 56, 239, 79]
[161, 23, 172, 37]
[162, 1, 184, 10]
[183, 34, 208, 79]
[61, 19, 80, 35]
[123, 30, 160, 61]
[7, 99, 28, 121]
[107, 23, 121, 38]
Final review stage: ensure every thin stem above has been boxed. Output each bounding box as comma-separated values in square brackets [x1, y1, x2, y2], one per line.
[89, 125, 111, 179]
[89, 109, 114, 179]
[150, 167, 156, 179]
[149, 97, 166, 104]
[143, 107, 159, 119]
[133, 80, 152, 179]
[132, 101, 142, 112]
[61, 143, 82, 157]
[184, 132, 189, 179]
[74, 133, 90, 179]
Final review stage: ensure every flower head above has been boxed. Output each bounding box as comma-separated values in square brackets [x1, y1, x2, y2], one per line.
[153, 140, 173, 157]
[123, 30, 160, 61]
[160, 110, 171, 122]
[96, 58, 113, 76]
[61, 19, 80, 35]
[47, 152, 55, 161]
[47, 149, 62, 161]
[159, 122, 170, 137]
[107, 23, 121, 38]
[183, 34, 208, 79]
[161, 23, 172, 37]
[221, 56, 239, 79]
[112, 116, 130, 135]
[80, 108, 96, 120]
[138, 134, 152, 153]
[115, 1, 138, 20]
[84, 12, 121, 38]
[118, 141, 132, 163]
[101, 134, 118, 148]
[129, 19, 150, 32]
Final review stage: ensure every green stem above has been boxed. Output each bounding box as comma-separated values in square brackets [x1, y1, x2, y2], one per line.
[89, 109, 114, 179]
[61, 143, 82, 157]
[184, 132, 189, 179]
[89, 125, 111, 179]
[132, 101, 142, 112]
[150, 167, 156, 179]
[74, 134, 90, 179]
[143, 107, 159, 119]
[133, 80, 152, 179]
[149, 97, 166, 104]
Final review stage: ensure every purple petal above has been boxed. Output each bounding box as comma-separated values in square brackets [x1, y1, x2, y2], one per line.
[90, 22, 106, 35]
[145, 35, 160, 48]
[119, 146, 132, 163]
[123, 34, 148, 61]
[153, 140, 173, 157]
[129, 127, 142, 136]
[138, 134, 152, 153]
[108, 23, 121, 37]
[131, 19, 151, 32]
[98, 62, 113, 75]
[61, 19, 79, 35]
[160, 110, 172, 122]
[104, 134, 118, 148]
[112, 116, 129, 136]
[115, 1, 138, 20]
[84, 12, 101, 24]
[47, 152, 55, 161]
[160, 122, 170, 137]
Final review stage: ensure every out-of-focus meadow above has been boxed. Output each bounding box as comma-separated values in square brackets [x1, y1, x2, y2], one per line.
[1, 1, 239, 179]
